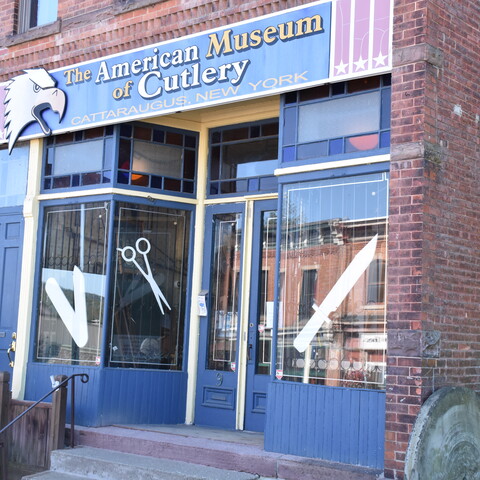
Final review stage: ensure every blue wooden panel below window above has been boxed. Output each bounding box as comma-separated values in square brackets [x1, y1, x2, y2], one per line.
[25, 363, 187, 426]
[264, 382, 385, 469]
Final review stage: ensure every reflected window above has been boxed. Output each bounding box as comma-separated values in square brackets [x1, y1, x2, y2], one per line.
[276, 172, 389, 389]
[298, 269, 318, 321]
[36, 202, 109, 365]
[209, 120, 278, 196]
[367, 259, 386, 304]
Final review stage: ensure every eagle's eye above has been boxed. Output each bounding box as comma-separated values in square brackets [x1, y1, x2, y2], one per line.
[33, 83, 41, 93]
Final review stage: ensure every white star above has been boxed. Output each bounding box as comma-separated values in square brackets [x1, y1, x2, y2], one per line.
[374, 51, 388, 67]
[335, 60, 348, 75]
[354, 56, 367, 71]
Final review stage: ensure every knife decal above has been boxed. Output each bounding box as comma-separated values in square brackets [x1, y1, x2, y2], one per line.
[293, 234, 378, 353]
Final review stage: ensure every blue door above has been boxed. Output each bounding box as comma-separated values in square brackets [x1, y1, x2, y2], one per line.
[195, 200, 277, 431]
[0, 209, 24, 374]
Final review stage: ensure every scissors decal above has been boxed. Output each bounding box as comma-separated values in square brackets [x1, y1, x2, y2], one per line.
[117, 237, 171, 315]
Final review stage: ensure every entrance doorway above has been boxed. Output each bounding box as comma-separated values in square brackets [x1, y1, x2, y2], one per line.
[195, 199, 277, 431]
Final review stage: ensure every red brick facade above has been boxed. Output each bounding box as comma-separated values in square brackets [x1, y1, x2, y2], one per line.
[387, 0, 480, 477]
[1, 1, 479, 478]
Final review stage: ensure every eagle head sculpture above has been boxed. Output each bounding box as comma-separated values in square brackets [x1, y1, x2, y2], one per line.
[4, 68, 67, 153]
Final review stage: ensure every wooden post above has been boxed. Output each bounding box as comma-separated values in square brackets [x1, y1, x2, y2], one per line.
[48, 375, 67, 459]
[0, 372, 11, 429]
[0, 371, 11, 480]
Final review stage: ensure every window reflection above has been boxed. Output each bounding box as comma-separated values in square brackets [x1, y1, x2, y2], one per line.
[277, 173, 388, 389]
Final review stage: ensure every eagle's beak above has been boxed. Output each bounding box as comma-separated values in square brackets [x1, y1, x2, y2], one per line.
[31, 87, 67, 136]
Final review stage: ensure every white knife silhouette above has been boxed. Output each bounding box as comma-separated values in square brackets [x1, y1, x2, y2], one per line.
[45, 266, 89, 348]
[294, 234, 378, 353]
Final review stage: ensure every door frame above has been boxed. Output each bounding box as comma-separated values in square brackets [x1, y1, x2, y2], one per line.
[194, 196, 277, 430]
[240, 197, 278, 432]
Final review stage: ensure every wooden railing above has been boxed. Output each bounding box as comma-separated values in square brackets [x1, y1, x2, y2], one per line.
[0, 371, 89, 480]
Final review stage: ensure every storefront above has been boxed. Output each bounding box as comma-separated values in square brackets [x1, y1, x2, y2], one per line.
[0, 0, 392, 470]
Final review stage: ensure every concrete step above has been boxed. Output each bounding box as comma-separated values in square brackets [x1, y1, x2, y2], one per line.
[23, 472, 88, 480]
[22, 446, 269, 480]
[71, 425, 380, 480]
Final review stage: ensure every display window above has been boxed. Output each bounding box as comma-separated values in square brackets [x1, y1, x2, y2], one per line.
[110, 203, 191, 369]
[35, 199, 192, 369]
[36, 202, 109, 365]
[276, 172, 388, 389]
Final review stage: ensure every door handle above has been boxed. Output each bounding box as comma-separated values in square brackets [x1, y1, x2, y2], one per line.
[247, 343, 253, 362]
[7, 332, 16, 368]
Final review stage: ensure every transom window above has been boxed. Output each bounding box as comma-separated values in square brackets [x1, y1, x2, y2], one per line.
[282, 75, 391, 164]
[117, 124, 197, 195]
[277, 172, 389, 389]
[44, 127, 114, 190]
[42, 123, 198, 196]
[208, 120, 279, 196]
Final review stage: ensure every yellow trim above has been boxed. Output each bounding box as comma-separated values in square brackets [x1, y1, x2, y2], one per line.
[38, 188, 198, 205]
[236, 199, 255, 430]
[12, 139, 43, 399]
[185, 124, 209, 424]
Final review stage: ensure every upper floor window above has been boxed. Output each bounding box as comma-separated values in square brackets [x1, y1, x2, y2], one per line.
[42, 123, 198, 197]
[208, 120, 279, 196]
[18, 0, 58, 32]
[282, 75, 391, 165]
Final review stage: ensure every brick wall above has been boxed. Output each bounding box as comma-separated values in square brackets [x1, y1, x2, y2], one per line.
[0, 0, 313, 81]
[387, 0, 480, 478]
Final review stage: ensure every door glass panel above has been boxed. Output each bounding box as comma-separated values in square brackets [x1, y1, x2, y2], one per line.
[207, 213, 242, 371]
[256, 210, 277, 374]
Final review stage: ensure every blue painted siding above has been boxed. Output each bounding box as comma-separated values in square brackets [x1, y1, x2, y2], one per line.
[98, 368, 187, 425]
[264, 382, 385, 469]
[25, 363, 187, 426]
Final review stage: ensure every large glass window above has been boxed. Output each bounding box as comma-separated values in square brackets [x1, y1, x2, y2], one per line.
[110, 203, 191, 369]
[282, 75, 391, 164]
[209, 120, 279, 196]
[276, 173, 388, 389]
[36, 202, 109, 365]
[0, 144, 29, 207]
